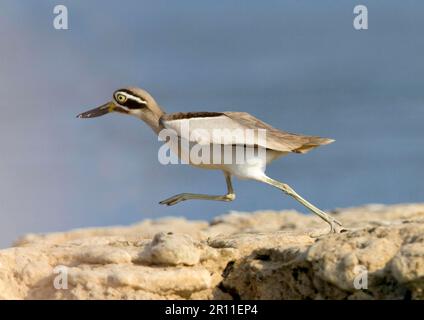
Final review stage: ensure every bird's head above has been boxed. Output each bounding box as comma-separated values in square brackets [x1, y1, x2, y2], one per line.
[77, 87, 163, 123]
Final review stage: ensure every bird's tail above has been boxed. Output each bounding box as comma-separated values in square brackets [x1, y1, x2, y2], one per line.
[293, 137, 335, 154]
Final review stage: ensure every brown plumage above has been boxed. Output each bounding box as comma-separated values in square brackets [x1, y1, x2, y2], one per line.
[160, 111, 334, 154]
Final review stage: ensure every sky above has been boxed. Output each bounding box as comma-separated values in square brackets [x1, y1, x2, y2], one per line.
[0, 1, 423, 247]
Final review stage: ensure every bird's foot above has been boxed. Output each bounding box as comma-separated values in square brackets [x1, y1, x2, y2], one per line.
[159, 194, 186, 206]
[310, 221, 348, 238]
[330, 222, 348, 234]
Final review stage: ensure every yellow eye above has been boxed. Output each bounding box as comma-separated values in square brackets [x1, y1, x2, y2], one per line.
[116, 94, 127, 103]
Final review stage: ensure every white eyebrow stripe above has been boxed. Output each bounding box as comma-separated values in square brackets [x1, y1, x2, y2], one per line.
[117, 92, 147, 104]
[130, 95, 147, 104]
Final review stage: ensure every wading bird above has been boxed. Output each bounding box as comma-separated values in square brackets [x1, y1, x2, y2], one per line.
[77, 87, 344, 233]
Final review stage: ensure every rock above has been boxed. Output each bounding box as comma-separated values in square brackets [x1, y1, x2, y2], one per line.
[139, 232, 201, 266]
[0, 203, 423, 299]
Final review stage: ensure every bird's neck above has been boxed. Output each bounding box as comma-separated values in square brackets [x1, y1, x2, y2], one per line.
[136, 104, 166, 135]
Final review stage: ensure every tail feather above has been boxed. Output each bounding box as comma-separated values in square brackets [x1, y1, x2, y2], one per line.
[293, 137, 335, 154]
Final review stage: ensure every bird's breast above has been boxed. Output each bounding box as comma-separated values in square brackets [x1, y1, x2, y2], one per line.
[162, 138, 287, 178]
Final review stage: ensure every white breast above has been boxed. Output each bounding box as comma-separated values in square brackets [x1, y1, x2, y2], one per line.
[164, 137, 287, 180]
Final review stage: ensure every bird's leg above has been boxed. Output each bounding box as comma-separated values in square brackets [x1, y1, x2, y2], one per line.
[159, 172, 235, 206]
[260, 176, 344, 234]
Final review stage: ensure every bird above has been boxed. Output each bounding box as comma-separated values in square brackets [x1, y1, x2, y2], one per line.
[77, 87, 344, 233]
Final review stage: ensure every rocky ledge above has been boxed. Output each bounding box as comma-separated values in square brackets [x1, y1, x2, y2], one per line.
[0, 203, 423, 299]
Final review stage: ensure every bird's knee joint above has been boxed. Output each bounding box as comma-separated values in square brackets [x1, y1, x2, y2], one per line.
[280, 184, 294, 194]
[281, 183, 290, 190]
[225, 193, 236, 201]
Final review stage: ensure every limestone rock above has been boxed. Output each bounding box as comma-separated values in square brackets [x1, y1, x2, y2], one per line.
[139, 232, 201, 266]
[0, 203, 423, 299]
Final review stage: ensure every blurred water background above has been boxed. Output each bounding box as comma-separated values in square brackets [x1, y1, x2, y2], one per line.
[0, 0, 423, 247]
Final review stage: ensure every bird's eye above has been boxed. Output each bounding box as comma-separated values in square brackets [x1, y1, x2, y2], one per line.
[116, 94, 127, 103]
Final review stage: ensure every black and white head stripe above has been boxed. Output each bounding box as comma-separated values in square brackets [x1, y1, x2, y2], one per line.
[114, 89, 148, 109]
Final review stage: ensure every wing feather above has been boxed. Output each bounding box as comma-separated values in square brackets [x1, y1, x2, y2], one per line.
[160, 112, 334, 154]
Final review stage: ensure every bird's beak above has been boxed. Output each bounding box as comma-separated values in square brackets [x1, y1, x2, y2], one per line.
[76, 102, 115, 119]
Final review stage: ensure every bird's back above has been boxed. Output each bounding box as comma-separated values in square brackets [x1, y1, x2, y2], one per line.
[160, 111, 334, 154]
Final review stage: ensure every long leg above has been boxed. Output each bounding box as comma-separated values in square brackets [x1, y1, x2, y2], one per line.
[259, 175, 344, 233]
[159, 171, 235, 206]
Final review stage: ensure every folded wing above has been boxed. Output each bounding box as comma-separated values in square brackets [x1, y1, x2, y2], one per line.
[160, 111, 334, 154]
